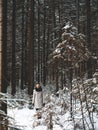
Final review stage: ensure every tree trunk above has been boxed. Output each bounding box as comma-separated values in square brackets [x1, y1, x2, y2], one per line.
[61, 72, 63, 90]
[28, 0, 34, 95]
[0, 0, 8, 129]
[52, 0, 56, 39]
[77, 0, 80, 33]
[56, 70, 59, 92]
[58, 0, 62, 42]
[1, 0, 8, 113]
[0, 0, 2, 92]
[37, 0, 40, 83]
[86, 0, 92, 78]
[0, 0, 2, 129]
[70, 68, 73, 118]
[11, 0, 16, 95]
[46, 6, 51, 82]
[21, 2, 25, 90]
[43, 0, 46, 85]
[24, 0, 29, 86]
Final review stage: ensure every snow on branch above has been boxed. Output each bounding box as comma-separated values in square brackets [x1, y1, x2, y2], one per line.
[48, 22, 91, 69]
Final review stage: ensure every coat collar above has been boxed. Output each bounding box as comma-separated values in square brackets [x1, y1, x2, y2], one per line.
[35, 87, 42, 92]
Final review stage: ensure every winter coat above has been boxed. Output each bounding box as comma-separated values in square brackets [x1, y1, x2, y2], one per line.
[32, 87, 43, 109]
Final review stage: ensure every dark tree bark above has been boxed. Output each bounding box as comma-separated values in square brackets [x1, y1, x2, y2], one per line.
[86, 0, 91, 47]
[1, 0, 8, 113]
[61, 72, 63, 90]
[24, 0, 29, 86]
[28, 0, 34, 95]
[86, 0, 92, 78]
[0, 0, 8, 129]
[52, 0, 56, 39]
[69, 68, 73, 118]
[37, 0, 40, 83]
[46, 1, 51, 62]
[21, 2, 25, 90]
[58, 0, 62, 42]
[56, 69, 59, 92]
[43, 0, 46, 85]
[55, 62, 59, 92]
[0, 0, 2, 92]
[77, 0, 80, 33]
[11, 0, 16, 95]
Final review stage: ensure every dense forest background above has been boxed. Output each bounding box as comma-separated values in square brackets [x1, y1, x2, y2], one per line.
[0, 0, 98, 129]
[1, 0, 98, 95]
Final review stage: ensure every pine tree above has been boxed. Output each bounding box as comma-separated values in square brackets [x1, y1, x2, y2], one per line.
[86, 0, 92, 78]
[21, 1, 25, 90]
[11, 0, 16, 95]
[0, 0, 8, 129]
[27, 0, 34, 95]
[1, 0, 8, 113]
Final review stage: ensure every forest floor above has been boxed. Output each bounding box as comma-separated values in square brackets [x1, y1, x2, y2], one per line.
[8, 106, 98, 130]
[7, 79, 98, 130]
[8, 107, 47, 130]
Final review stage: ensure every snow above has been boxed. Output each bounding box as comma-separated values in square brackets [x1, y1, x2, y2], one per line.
[63, 22, 72, 30]
[8, 107, 73, 130]
[7, 82, 98, 130]
[93, 72, 98, 77]
[8, 107, 48, 130]
[66, 45, 76, 51]
[54, 48, 61, 54]
[8, 101, 98, 130]
[34, 126, 47, 130]
[8, 107, 36, 130]
[63, 25, 70, 30]
[93, 86, 98, 93]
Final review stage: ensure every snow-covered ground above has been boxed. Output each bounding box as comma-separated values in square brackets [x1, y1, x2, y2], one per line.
[8, 96, 98, 130]
[7, 80, 98, 130]
[8, 107, 64, 130]
[7, 107, 73, 130]
[8, 106, 98, 130]
[8, 107, 37, 130]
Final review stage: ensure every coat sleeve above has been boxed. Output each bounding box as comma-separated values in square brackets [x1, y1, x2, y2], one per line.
[42, 90, 43, 103]
[32, 90, 35, 104]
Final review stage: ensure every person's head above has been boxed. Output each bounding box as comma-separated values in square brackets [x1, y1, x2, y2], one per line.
[35, 83, 40, 88]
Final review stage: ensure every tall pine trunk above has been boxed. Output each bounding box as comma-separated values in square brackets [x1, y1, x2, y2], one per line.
[37, 0, 40, 83]
[43, 0, 46, 85]
[0, 0, 8, 129]
[0, 0, 2, 92]
[28, 0, 34, 95]
[86, 0, 92, 78]
[21, 2, 25, 90]
[11, 0, 16, 95]
[77, 0, 80, 33]
[1, 0, 8, 113]
[24, 0, 29, 86]
[0, 1, 2, 129]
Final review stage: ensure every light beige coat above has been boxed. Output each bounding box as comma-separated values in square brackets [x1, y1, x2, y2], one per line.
[32, 89, 43, 109]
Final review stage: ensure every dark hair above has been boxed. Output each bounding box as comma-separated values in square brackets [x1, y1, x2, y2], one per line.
[35, 86, 42, 91]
